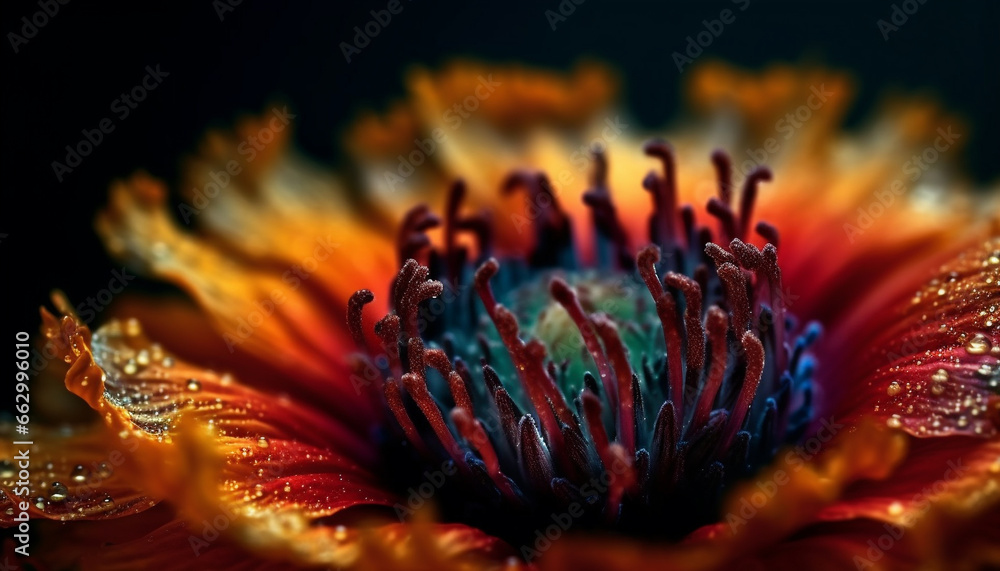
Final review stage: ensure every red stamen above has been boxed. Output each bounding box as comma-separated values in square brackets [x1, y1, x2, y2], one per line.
[384, 378, 426, 454]
[716, 262, 751, 335]
[591, 314, 637, 455]
[722, 332, 765, 451]
[738, 167, 771, 239]
[664, 272, 705, 395]
[347, 289, 374, 352]
[690, 307, 729, 432]
[711, 149, 733, 205]
[550, 277, 618, 412]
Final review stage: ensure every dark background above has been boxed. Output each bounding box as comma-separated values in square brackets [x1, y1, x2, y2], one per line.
[3, 0, 998, 341]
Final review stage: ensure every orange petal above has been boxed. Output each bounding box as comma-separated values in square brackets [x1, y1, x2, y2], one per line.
[95, 170, 393, 412]
[45, 306, 411, 567]
[1, 423, 155, 523]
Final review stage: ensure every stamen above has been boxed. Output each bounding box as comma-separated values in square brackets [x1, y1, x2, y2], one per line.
[347, 289, 374, 351]
[690, 307, 729, 432]
[706, 198, 738, 243]
[383, 378, 425, 454]
[663, 272, 705, 395]
[643, 140, 678, 247]
[649, 401, 678, 496]
[396, 205, 441, 265]
[711, 149, 733, 205]
[716, 262, 751, 335]
[591, 314, 637, 454]
[637, 246, 685, 421]
[755, 221, 780, 248]
[518, 415, 555, 493]
[583, 146, 633, 270]
[353, 143, 818, 545]
[550, 278, 618, 412]
[738, 167, 772, 239]
[722, 332, 765, 451]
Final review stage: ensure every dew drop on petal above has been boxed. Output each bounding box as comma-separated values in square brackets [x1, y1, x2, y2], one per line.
[96, 462, 113, 478]
[887, 381, 902, 397]
[887, 415, 903, 428]
[966, 334, 992, 356]
[49, 482, 68, 502]
[186, 378, 202, 391]
[257, 436, 269, 449]
[888, 501, 904, 516]
[70, 465, 89, 483]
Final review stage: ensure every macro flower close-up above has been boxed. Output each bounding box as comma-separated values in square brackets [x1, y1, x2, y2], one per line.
[3, 3, 1000, 570]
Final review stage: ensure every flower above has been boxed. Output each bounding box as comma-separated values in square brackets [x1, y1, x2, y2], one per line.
[3, 61, 1000, 571]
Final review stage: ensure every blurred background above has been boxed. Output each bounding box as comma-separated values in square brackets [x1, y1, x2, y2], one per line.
[2, 0, 998, 341]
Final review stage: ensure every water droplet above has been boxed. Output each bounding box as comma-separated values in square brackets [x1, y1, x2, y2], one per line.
[887, 381, 902, 397]
[888, 501, 903, 516]
[4, 507, 13, 516]
[931, 369, 949, 383]
[186, 378, 202, 391]
[101, 495, 115, 508]
[257, 436, 269, 449]
[887, 415, 902, 428]
[967, 334, 991, 356]
[0, 460, 14, 479]
[34, 496, 46, 510]
[96, 462, 113, 478]
[70, 465, 89, 483]
[957, 416, 969, 428]
[123, 360, 138, 375]
[162, 357, 174, 368]
[125, 318, 141, 337]
[136, 349, 150, 366]
[49, 482, 68, 502]
[334, 525, 348, 540]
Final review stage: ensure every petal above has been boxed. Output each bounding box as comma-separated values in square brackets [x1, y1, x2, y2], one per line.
[47, 307, 406, 567]
[537, 421, 907, 571]
[831, 236, 1000, 438]
[97, 133, 400, 405]
[1, 423, 155, 523]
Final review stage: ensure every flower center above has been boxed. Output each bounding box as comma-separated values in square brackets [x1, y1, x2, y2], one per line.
[347, 143, 819, 548]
